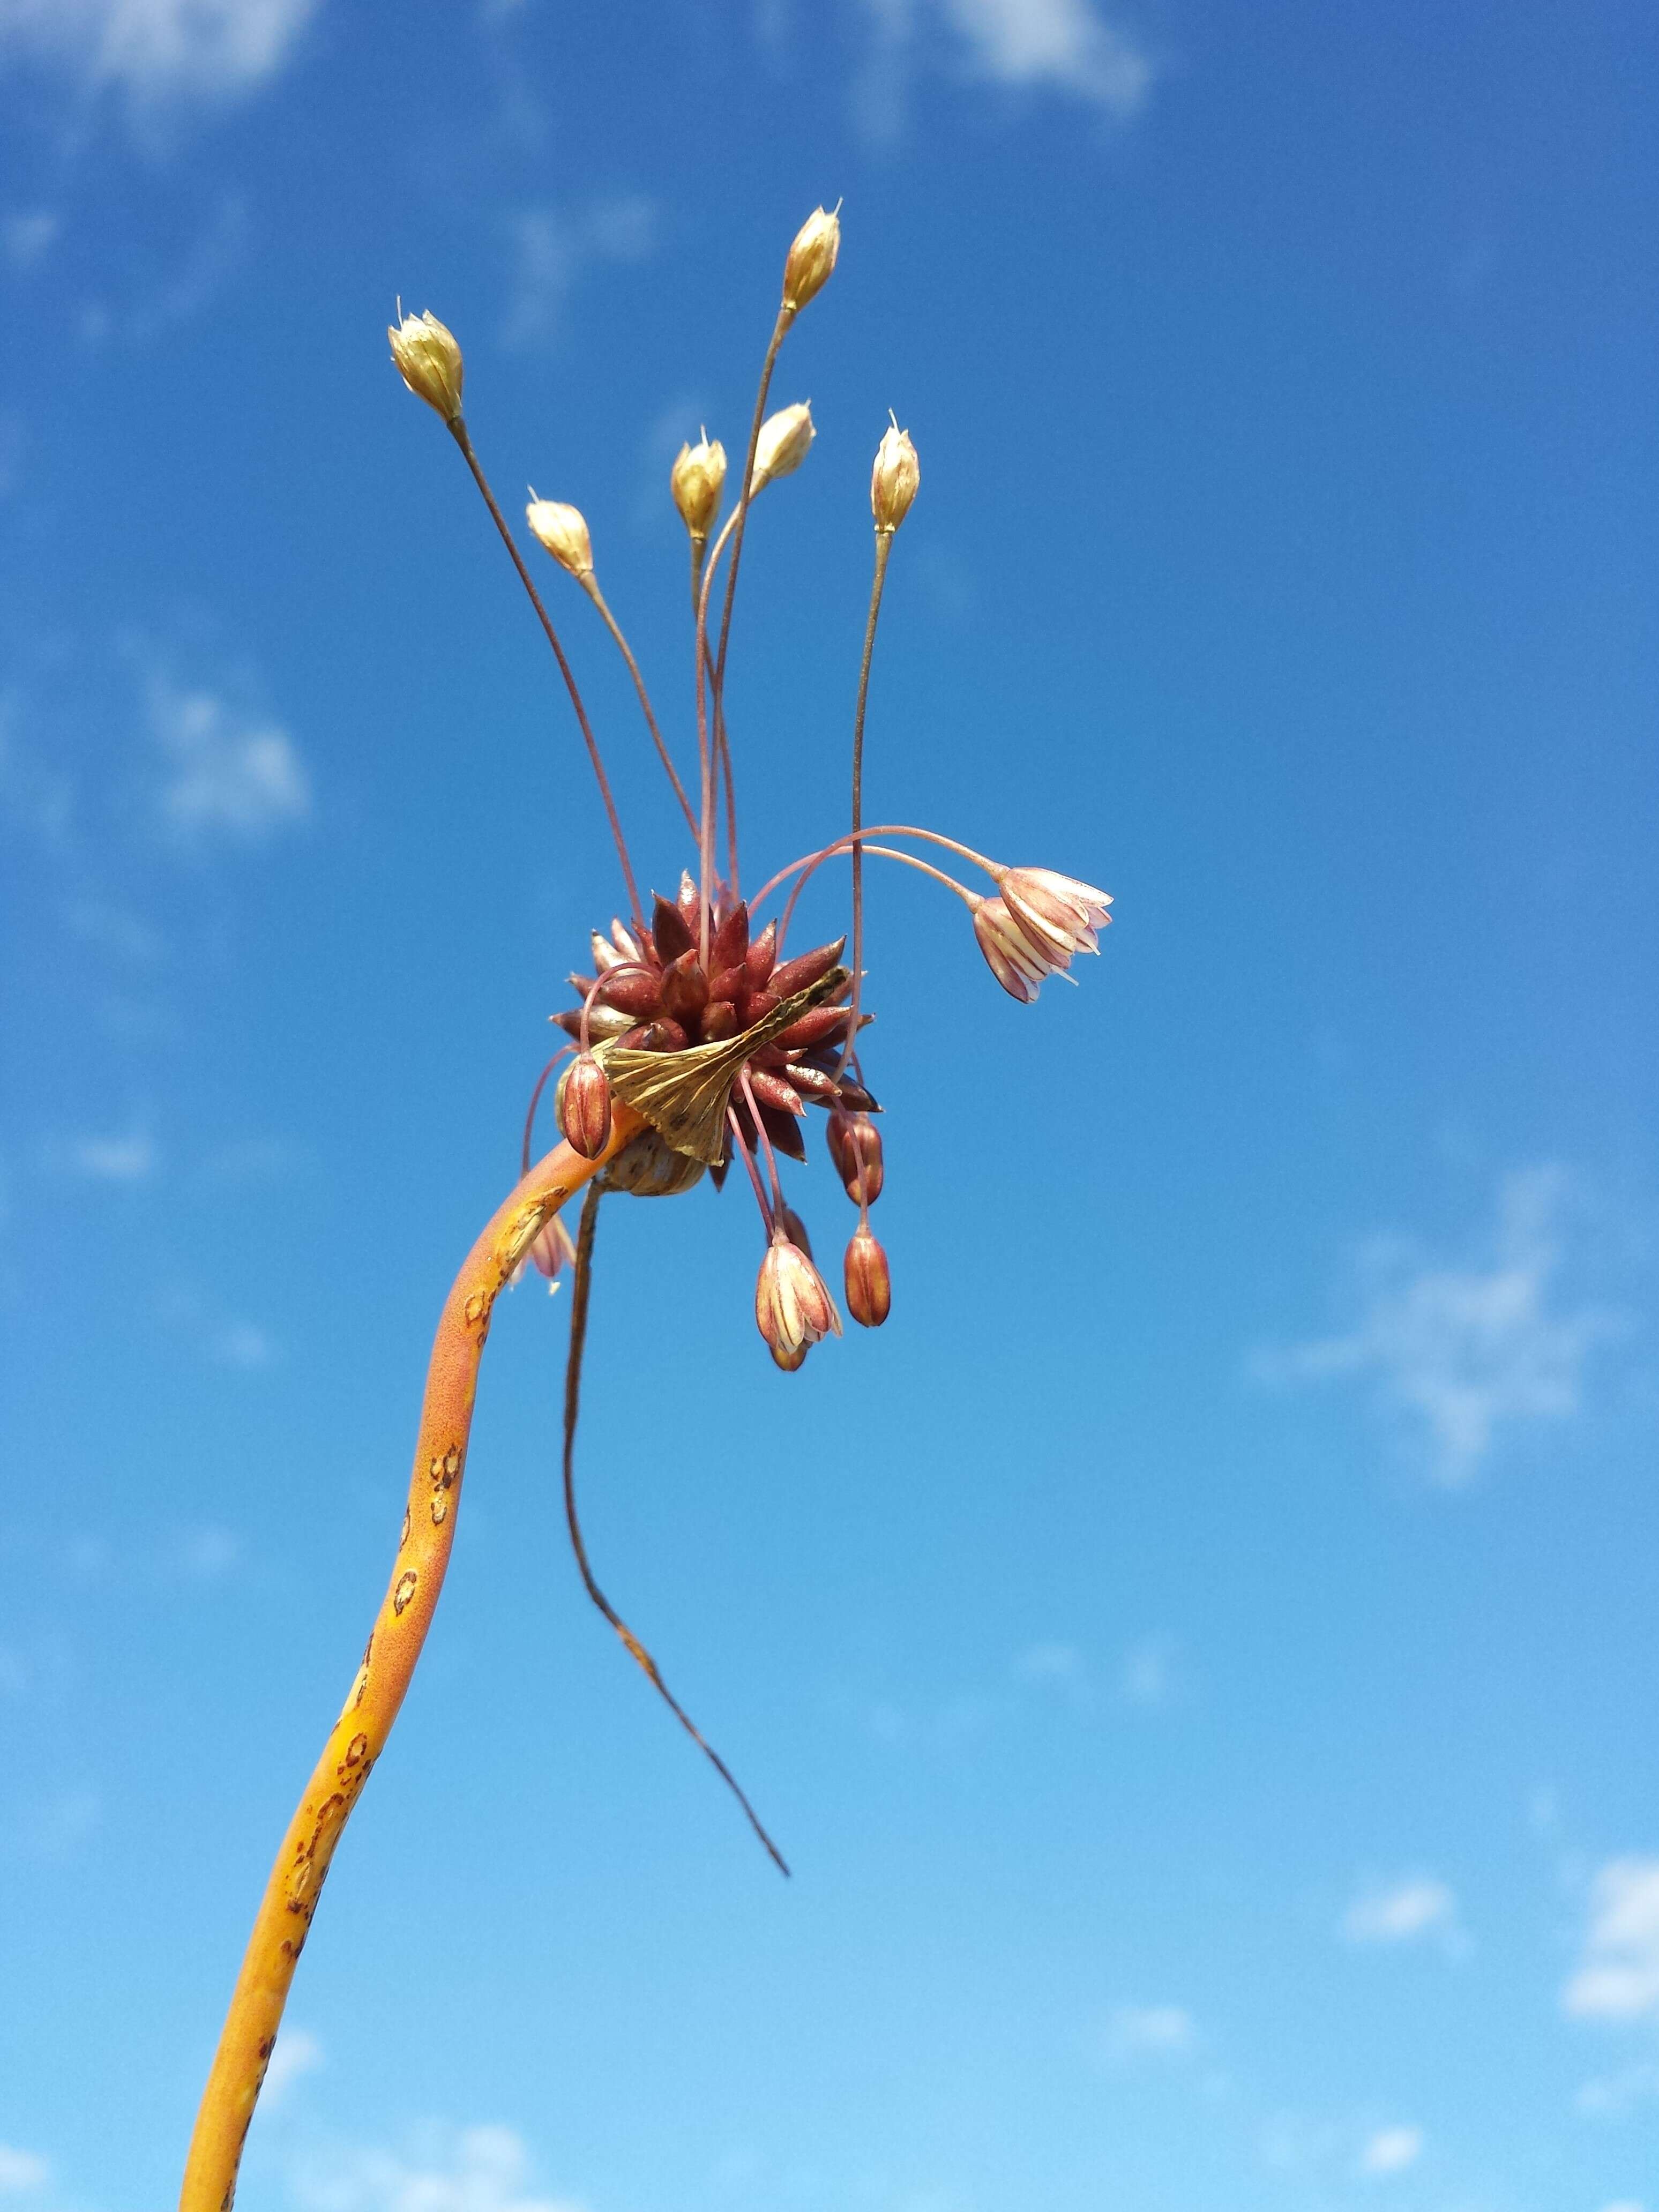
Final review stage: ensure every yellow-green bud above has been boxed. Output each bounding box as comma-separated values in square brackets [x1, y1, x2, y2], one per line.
[388, 308, 464, 423]
[525, 497, 594, 579]
[750, 401, 814, 493]
[782, 205, 841, 313]
[671, 434, 727, 539]
[871, 420, 920, 534]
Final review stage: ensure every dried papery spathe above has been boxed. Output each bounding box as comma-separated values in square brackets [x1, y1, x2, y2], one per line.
[388, 308, 465, 423]
[782, 204, 841, 313]
[871, 421, 920, 535]
[526, 498, 595, 580]
[671, 435, 727, 540]
[750, 402, 815, 494]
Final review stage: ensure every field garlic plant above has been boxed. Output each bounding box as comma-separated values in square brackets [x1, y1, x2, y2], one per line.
[181, 207, 1112, 2210]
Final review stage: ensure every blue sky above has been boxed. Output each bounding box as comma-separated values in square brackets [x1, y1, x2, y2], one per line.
[2, 2, 1657, 2208]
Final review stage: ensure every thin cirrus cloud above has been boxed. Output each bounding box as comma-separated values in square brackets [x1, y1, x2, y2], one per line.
[1252, 1167, 1624, 1484]
[287, 2121, 585, 2212]
[142, 663, 310, 843]
[1563, 1857, 1659, 2023]
[1101, 2002, 1198, 2064]
[1356, 2124, 1423, 2177]
[1341, 1874, 1463, 1952]
[499, 194, 659, 352]
[0, 2144, 50, 2193]
[0, 0, 320, 111]
[855, 0, 1157, 141]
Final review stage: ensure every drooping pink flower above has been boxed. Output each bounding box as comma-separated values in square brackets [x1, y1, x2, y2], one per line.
[970, 894, 1052, 1003]
[997, 867, 1113, 968]
[755, 1228, 843, 1367]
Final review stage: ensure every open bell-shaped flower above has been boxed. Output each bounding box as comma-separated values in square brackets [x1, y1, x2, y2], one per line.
[969, 894, 1053, 1004]
[755, 1226, 842, 1367]
[998, 866, 1112, 967]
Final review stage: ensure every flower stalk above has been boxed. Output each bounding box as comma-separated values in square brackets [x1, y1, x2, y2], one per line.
[179, 1107, 644, 2212]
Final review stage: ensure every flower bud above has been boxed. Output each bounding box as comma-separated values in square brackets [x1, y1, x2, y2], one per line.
[843, 1224, 891, 1328]
[750, 402, 814, 493]
[560, 1052, 612, 1159]
[782, 205, 841, 313]
[671, 434, 726, 540]
[525, 498, 594, 579]
[755, 1228, 842, 1364]
[826, 1109, 884, 1206]
[871, 420, 920, 534]
[388, 309, 465, 423]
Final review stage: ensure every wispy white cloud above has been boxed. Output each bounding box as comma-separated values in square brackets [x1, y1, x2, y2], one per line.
[500, 194, 659, 350]
[0, 2146, 49, 2194]
[56, 1129, 156, 1181]
[1117, 1633, 1181, 1709]
[289, 2123, 586, 2212]
[1576, 2061, 1659, 2118]
[1253, 1168, 1624, 1483]
[855, 0, 1155, 141]
[143, 663, 310, 842]
[1564, 1858, 1659, 2023]
[80, 192, 249, 343]
[264, 2026, 322, 2108]
[1101, 2002, 1197, 2063]
[0, 0, 319, 111]
[1341, 1873, 1463, 1952]
[2, 210, 59, 271]
[1356, 2124, 1423, 2177]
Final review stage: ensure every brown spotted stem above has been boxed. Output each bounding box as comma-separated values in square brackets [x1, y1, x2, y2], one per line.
[179, 1105, 644, 2212]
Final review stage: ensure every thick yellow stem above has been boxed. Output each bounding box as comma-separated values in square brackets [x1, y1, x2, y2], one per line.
[180, 1107, 644, 2212]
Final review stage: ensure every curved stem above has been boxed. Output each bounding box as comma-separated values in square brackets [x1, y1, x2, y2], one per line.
[749, 823, 1001, 914]
[561, 1185, 787, 1873]
[582, 576, 698, 835]
[449, 420, 644, 932]
[521, 1049, 574, 1178]
[179, 1107, 645, 2212]
[778, 840, 975, 955]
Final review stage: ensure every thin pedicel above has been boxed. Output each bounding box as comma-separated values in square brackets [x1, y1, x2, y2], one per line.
[182, 210, 1114, 2211]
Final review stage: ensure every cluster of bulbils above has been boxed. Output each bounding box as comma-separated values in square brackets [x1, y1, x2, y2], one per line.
[388, 205, 1111, 1372]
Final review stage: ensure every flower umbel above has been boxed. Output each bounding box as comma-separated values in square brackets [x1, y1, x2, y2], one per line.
[183, 208, 1120, 2212]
